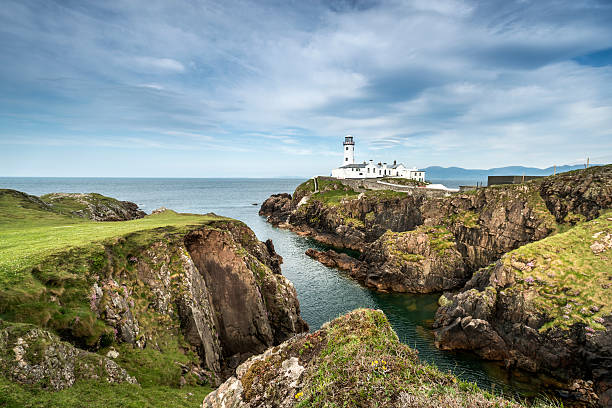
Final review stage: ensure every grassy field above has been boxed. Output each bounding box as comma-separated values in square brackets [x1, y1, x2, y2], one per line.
[0, 377, 213, 408]
[0, 189, 225, 283]
[505, 210, 612, 331]
[0, 189, 227, 406]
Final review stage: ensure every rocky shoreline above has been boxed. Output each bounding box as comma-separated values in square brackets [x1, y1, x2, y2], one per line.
[260, 166, 612, 406]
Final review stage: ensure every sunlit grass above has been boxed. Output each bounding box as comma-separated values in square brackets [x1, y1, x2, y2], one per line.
[0, 189, 226, 283]
[503, 210, 612, 331]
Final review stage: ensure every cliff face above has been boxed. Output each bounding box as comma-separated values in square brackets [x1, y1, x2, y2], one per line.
[261, 166, 611, 294]
[204, 309, 553, 408]
[260, 188, 424, 251]
[433, 213, 612, 407]
[0, 191, 307, 401]
[83, 219, 308, 382]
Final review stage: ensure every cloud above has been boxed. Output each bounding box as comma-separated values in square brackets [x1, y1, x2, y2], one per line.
[128, 57, 186, 73]
[1, 0, 612, 176]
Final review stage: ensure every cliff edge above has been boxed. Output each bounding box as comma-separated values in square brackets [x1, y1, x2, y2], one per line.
[0, 189, 307, 407]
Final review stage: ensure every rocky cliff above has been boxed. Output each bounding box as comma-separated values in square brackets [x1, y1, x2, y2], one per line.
[0, 190, 307, 406]
[203, 308, 555, 408]
[261, 166, 611, 293]
[433, 212, 612, 407]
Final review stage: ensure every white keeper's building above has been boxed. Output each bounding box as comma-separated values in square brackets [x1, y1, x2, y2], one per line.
[331, 135, 425, 181]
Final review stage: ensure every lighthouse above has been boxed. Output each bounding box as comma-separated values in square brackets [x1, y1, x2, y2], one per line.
[331, 135, 426, 181]
[343, 135, 355, 164]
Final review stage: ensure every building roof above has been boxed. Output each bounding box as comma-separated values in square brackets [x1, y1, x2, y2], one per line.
[340, 163, 367, 169]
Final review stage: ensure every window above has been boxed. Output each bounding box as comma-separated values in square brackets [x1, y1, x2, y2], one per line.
[345, 158, 348, 161]
[346, 146, 348, 150]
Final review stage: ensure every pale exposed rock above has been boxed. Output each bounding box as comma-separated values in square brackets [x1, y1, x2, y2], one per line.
[0, 322, 136, 390]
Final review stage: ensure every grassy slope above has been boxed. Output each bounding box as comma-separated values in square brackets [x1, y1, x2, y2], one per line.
[0, 189, 224, 407]
[0, 189, 225, 282]
[293, 309, 557, 408]
[503, 210, 612, 331]
[0, 377, 213, 408]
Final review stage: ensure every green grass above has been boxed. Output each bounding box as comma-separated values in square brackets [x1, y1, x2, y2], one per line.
[0, 189, 220, 406]
[0, 189, 225, 282]
[311, 189, 360, 205]
[380, 177, 428, 187]
[40, 193, 126, 217]
[0, 188, 229, 346]
[294, 309, 559, 408]
[0, 376, 212, 408]
[446, 210, 480, 229]
[503, 211, 612, 331]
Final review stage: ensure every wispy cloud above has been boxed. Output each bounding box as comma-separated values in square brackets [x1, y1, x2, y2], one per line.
[1, 0, 611, 176]
[128, 57, 186, 73]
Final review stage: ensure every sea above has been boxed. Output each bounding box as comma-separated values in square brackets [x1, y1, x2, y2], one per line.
[0, 177, 546, 398]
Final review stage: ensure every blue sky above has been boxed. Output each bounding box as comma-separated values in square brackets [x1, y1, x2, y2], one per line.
[1, 0, 611, 177]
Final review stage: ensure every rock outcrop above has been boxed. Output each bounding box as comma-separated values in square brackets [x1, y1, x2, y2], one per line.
[203, 309, 550, 408]
[40, 192, 146, 221]
[0, 320, 137, 390]
[539, 165, 612, 223]
[258, 193, 293, 226]
[304, 248, 363, 276]
[433, 213, 612, 406]
[87, 219, 308, 382]
[358, 226, 467, 293]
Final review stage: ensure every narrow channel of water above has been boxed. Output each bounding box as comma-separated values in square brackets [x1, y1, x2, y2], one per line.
[0, 177, 544, 399]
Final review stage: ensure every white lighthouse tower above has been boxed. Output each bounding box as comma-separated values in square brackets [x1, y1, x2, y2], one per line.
[343, 135, 355, 164]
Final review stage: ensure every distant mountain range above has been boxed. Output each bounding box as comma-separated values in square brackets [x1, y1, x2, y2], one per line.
[423, 164, 604, 181]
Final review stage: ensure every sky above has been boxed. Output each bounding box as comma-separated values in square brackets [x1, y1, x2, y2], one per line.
[1, 0, 612, 177]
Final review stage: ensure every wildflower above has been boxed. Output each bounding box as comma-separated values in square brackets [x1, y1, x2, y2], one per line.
[585, 326, 595, 333]
[580, 308, 589, 315]
[563, 315, 570, 320]
[526, 261, 535, 268]
[295, 392, 303, 399]
[524, 276, 535, 285]
[595, 317, 605, 324]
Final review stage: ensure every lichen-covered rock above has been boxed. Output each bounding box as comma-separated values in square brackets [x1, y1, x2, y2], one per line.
[262, 167, 610, 295]
[0, 320, 136, 390]
[259, 193, 293, 226]
[434, 213, 612, 406]
[89, 220, 308, 382]
[203, 309, 541, 408]
[305, 248, 364, 276]
[358, 226, 466, 293]
[539, 165, 612, 223]
[40, 192, 146, 221]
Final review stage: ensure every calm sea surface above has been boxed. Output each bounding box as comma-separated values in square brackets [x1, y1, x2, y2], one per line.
[0, 177, 543, 397]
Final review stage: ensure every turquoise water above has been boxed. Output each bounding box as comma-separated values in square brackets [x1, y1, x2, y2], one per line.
[0, 177, 538, 397]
